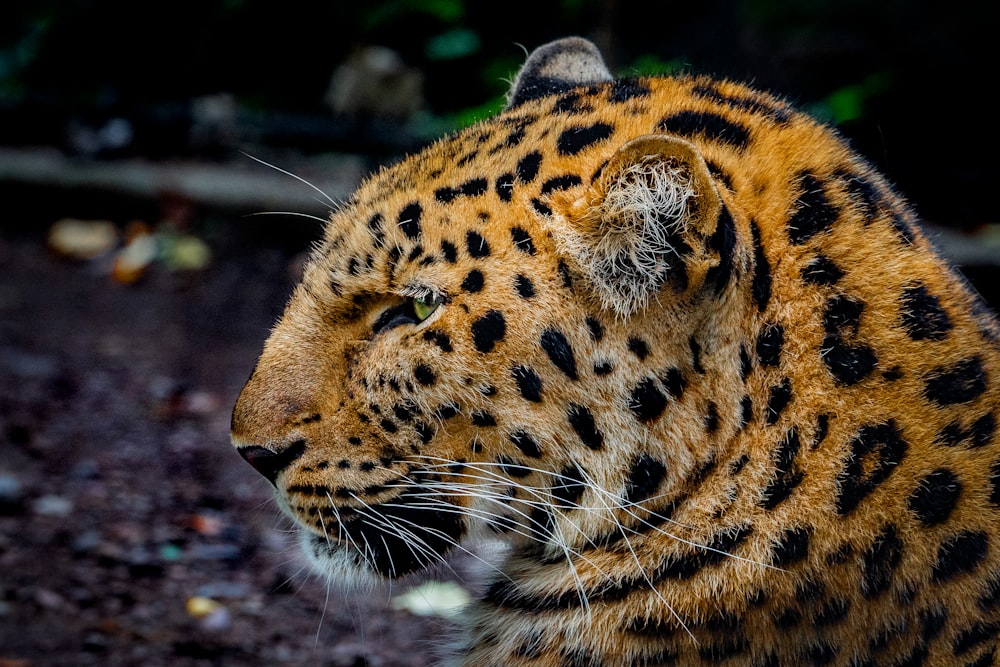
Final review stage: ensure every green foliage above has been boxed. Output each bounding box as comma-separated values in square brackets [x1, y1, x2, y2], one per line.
[807, 72, 891, 125]
[425, 28, 481, 61]
[624, 54, 687, 77]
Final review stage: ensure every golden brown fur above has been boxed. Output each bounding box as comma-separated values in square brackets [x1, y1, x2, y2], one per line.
[232, 37, 1000, 665]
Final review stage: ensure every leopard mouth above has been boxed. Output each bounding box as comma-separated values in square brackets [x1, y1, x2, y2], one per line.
[290, 483, 467, 580]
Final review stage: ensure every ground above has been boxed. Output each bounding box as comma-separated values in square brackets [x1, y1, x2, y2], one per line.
[0, 226, 469, 667]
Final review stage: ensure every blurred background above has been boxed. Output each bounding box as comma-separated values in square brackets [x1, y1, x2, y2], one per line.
[1, 1, 998, 665]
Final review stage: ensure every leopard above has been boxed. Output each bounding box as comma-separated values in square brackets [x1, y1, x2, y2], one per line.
[231, 37, 1000, 665]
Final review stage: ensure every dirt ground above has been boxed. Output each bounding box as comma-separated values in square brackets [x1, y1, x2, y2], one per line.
[0, 223, 467, 666]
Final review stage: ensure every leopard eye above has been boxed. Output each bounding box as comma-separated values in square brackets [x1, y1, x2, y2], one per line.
[412, 294, 443, 322]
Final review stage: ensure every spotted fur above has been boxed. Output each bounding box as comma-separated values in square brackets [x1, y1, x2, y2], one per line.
[232, 37, 1000, 665]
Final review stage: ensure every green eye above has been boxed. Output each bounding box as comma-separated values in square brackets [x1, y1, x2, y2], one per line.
[412, 294, 442, 321]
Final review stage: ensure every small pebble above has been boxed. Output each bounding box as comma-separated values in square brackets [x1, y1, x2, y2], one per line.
[31, 494, 74, 517]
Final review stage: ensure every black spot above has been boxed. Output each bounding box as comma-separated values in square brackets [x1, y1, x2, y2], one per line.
[434, 403, 459, 421]
[658, 110, 751, 150]
[900, 283, 952, 341]
[398, 202, 422, 240]
[739, 344, 752, 382]
[919, 605, 948, 642]
[772, 527, 810, 567]
[512, 365, 543, 403]
[689, 337, 704, 374]
[750, 221, 772, 312]
[628, 337, 650, 361]
[585, 316, 604, 341]
[379, 418, 397, 434]
[796, 578, 826, 603]
[788, 172, 838, 244]
[629, 378, 668, 423]
[423, 329, 453, 352]
[609, 78, 651, 102]
[515, 274, 535, 299]
[813, 414, 830, 449]
[836, 420, 908, 515]
[814, 597, 850, 627]
[705, 207, 737, 294]
[471, 410, 497, 427]
[517, 151, 542, 183]
[705, 402, 720, 433]
[861, 523, 903, 598]
[406, 245, 424, 264]
[740, 396, 753, 427]
[568, 404, 603, 450]
[698, 637, 749, 662]
[991, 460, 1000, 508]
[558, 260, 573, 289]
[541, 174, 583, 194]
[690, 82, 792, 123]
[466, 230, 491, 258]
[393, 402, 415, 423]
[495, 173, 514, 202]
[952, 621, 1000, 656]
[624, 454, 667, 503]
[824, 294, 864, 333]
[760, 427, 803, 509]
[908, 468, 962, 527]
[972, 413, 998, 448]
[979, 571, 1000, 612]
[367, 213, 385, 247]
[656, 524, 754, 580]
[706, 160, 735, 191]
[804, 641, 837, 665]
[435, 178, 487, 203]
[415, 421, 435, 443]
[540, 329, 578, 380]
[472, 310, 505, 353]
[933, 530, 988, 582]
[510, 430, 542, 458]
[552, 464, 586, 508]
[924, 356, 988, 406]
[413, 364, 435, 386]
[765, 378, 792, 425]
[661, 367, 686, 399]
[440, 240, 458, 263]
[531, 198, 552, 216]
[802, 254, 844, 285]
[594, 361, 613, 376]
[497, 454, 531, 478]
[756, 323, 785, 367]
[510, 227, 536, 254]
[557, 122, 615, 155]
[461, 269, 484, 293]
[822, 295, 877, 386]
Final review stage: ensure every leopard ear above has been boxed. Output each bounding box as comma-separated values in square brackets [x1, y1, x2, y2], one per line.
[562, 134, 722, 317]
[506, 37, 612, 109]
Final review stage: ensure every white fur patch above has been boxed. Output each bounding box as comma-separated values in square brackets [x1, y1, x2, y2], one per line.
[587, 157, 698, 316]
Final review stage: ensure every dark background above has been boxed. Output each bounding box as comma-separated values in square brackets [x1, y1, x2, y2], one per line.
[1, 2, 999, 665]
[2, 0, 999, 225]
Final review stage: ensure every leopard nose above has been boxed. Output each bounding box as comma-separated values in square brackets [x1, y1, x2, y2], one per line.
[236, 439, 307, 486]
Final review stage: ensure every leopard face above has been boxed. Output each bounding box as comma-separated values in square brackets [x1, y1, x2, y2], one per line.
[232, 37, 1000, 665]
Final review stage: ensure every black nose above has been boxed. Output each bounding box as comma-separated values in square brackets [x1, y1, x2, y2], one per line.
[236, 439, 307, 486]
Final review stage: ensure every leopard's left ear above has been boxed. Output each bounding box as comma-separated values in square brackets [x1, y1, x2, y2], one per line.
[559, 134, 723, 317]
[507, 37, 612, 109]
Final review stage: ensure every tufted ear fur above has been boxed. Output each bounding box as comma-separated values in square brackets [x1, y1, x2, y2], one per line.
[506, 37, 613, 109]
[560, 135, 723, 317]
